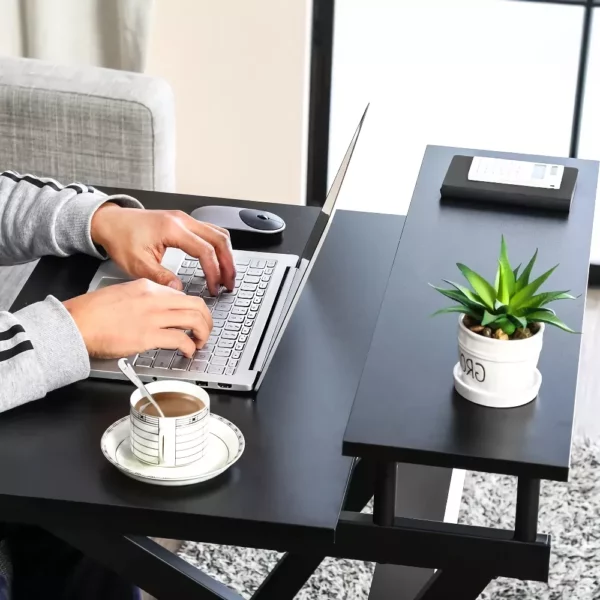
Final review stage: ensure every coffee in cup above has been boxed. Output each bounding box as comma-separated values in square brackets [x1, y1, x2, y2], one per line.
[134, 392, 204, 418]
[129, 381, 210, 467]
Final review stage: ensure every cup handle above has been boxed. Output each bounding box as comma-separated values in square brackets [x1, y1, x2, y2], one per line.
[158, 426, 165, 465]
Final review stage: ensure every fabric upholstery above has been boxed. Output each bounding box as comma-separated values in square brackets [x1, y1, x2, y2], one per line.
[0, 56, 175, 192]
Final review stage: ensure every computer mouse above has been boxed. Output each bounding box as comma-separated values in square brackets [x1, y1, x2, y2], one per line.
[190, 206, 286, 235]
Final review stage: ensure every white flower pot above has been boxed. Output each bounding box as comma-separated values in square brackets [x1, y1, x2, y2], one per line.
[453, 316, 544, 408]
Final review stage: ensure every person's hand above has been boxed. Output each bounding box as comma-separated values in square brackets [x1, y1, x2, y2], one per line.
[90, 204, 236, 295]
[63, 279, 213, 359]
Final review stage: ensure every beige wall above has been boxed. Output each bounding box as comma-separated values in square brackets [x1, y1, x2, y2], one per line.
[146, 0, 310, 204]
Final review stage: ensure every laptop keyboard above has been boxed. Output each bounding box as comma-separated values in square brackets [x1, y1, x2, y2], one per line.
[133, 256, 277, 377]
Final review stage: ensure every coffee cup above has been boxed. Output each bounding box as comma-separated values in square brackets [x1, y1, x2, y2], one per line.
[129, 380, 210, 467]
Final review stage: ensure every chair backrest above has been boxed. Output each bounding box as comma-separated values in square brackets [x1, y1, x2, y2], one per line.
[0, 56, 176, 192]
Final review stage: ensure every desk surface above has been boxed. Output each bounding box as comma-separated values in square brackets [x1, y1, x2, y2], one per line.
[343, 146, 598, 482]
[2, 190, 404, 549]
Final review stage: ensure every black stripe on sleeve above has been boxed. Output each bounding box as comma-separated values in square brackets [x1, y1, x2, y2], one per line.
[0, 172, 87, 194]
[0, 341, 34, 363]
[1, 171, 61, 192]
[0, 324, 25, 341]
[66, 183, 88, 193]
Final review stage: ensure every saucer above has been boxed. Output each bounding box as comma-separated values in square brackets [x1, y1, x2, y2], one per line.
[101, 414, 245, 486]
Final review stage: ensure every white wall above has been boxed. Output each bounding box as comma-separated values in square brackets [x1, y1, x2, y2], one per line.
[330, 0, 583, 215]
[146, 0, 311, 204]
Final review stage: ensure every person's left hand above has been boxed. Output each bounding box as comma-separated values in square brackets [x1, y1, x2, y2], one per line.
[90, 203, 236, 295]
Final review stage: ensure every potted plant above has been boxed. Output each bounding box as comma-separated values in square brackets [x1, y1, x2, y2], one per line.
[431, 236, 578, 408]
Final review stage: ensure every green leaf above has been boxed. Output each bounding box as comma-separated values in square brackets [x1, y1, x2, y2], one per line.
[498, 262, 515, 305]
[514, 305, 555, 315]
[431, 306, 480, 319]
[509, 265, 558, 311]
[443, 280, 485, 306]
[513, 264, 521, 281]
[494, 266, 500, 293]
[509, 314, 528, 329]
[525, 310, 579, 333]
[526, 291, 577, 308]
[518, 306, 556, 317]
[497, 236, 515, 304]
[429, 285, 483, 312]
[515, 249, 538, 292]
[456, 263, 496, 311]
[494, 300, 507, 313]
[481, 310, 502, 326]
[493, 316, 517, 336]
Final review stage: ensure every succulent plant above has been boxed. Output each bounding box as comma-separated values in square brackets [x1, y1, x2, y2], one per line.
[431, 236, 577, 336]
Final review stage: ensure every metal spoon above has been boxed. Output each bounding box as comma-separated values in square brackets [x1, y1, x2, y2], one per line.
[117, 358, 165, 418]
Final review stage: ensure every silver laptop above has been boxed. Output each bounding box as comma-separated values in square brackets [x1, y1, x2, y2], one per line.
[88, 106, 368, 391]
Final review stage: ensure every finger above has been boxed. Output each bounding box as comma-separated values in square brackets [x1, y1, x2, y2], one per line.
[137, 259, 183, 291]
[183, 217, 236, 291]
[153, 329, 197, 358]
[156, 310, 212, 344]
[168, 228, 222, 295]
[203, 222, 230, 236]
[149, 289, 213, 327]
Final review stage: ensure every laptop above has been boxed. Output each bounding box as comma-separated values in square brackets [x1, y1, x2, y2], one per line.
[88, 105, 368, 391]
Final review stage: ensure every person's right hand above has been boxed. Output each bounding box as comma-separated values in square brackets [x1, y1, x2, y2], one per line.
[63, 279, 213, 359]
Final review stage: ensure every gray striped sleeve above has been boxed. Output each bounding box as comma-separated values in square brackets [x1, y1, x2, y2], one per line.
[0, 171, 144, 411]
[0, 297, 89, 412]
[0, 171, 142, 265]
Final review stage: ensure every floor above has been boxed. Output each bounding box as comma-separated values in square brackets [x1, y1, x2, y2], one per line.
[575, 287, 600, 438]
[458, 437, 600, 599]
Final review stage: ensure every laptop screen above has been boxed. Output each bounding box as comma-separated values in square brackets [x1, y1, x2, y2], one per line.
[255, 105, 369, 386]
[301, 104, 369, 263]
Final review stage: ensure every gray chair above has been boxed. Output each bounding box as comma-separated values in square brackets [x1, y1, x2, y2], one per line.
[0, 55, 179, 600]
[0, 56, 176, 310]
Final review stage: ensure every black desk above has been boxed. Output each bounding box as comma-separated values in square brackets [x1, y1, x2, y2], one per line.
[343, 146, 597, 598]
[1, 190, 406, 599]
[1, 146, 595, 600]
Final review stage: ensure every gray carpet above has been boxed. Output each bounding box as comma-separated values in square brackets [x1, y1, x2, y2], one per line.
[178, 437, 600, 599]
[458, 437, 600, 599]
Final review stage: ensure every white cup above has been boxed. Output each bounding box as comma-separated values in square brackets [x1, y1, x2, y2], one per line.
[129, 380, 210, 467]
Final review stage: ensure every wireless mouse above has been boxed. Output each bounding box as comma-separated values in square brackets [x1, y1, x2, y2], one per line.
[190, 206, 286, 235]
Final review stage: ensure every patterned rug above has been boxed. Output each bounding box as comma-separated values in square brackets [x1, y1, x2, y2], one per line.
[178, 437, 600, 599]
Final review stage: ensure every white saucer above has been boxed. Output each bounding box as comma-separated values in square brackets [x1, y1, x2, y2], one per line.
[101, 414, 245, 486]
[453, 362, 542, 408]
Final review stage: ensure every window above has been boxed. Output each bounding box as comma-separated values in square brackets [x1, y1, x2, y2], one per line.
[314, 0, 594, 213]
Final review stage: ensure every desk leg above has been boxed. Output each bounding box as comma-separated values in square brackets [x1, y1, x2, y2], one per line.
[46, 526, 244, 600]
[373, 462, 397, 526]
[368, 464, 460, 600]
[250, 554, 324, 600]
[514, 478, 540, 542]
[251, 458, 377, 600]
[412, 569, 493, 600]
